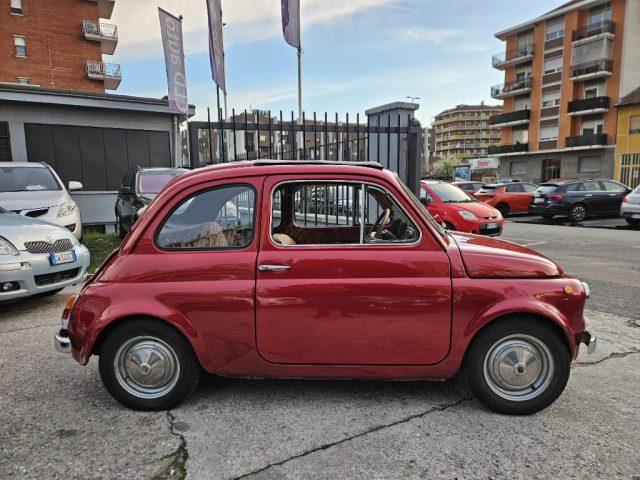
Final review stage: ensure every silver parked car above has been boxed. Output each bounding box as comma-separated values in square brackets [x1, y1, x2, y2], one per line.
[0, 207, 89, 302]
[0, 162, 84, 240]
[621, 185, 640, 227]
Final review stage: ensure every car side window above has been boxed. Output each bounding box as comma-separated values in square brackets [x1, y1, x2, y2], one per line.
[419, 187, 433, 203]
[505, 184, 523, 193]
[270, 182, 419, 246]
[603, 181, 626, 193]
[580, 181, 602, 192]
[522, 183, 537, 192]
[121, 171, 130, 189]
[157, 184, 255, 250]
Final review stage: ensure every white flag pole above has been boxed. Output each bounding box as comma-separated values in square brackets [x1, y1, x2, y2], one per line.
[296, 1, 302, 159]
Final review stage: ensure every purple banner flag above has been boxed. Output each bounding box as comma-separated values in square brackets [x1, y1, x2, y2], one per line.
[206, 0, 226, 93]
[158, 8, 189, 115]
[281, 0, 300, 49]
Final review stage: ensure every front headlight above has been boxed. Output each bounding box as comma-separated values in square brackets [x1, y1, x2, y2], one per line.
[459, 210, 478, 221]
[0, 237, 19, 256]
[57, 201, 78, 218]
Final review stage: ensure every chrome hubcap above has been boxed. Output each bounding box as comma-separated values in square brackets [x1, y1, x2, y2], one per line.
[572, 206, 586, 221]
[114, 336, 180, 399]
[483, 334, 554, 402]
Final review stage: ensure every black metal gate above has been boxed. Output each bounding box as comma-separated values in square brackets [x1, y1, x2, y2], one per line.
[188, 109, 422, 194]
[0, 122, 12, 162]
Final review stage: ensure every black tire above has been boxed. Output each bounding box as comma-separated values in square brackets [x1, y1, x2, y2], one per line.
[463, 317, 570, 415]
[98, 319, 201, 411]
[569, 203, 587, 223]
[115, 213, 126, 239]
[625, 218, 640, 227]
[496, 203, 509, 217]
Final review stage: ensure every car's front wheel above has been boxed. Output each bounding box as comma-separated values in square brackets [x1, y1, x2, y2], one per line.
[625, 218, 640, 227]
[115, 213, 126, 239]
[98, 320, 201, 410]
[463, 318, 570, 415]
[569, 204, 587, 223]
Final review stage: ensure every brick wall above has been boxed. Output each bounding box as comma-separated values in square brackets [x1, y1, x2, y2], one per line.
[0, 0, 105, 92]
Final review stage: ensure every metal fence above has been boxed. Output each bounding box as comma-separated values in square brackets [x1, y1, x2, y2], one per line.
[187, 109, 422, 194]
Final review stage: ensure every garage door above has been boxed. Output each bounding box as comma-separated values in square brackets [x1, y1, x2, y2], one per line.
[24, 124, 171, 190]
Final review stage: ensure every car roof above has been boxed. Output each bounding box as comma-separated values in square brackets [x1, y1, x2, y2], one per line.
[420, 180, 450, 185]
[136, 167, 189, 172]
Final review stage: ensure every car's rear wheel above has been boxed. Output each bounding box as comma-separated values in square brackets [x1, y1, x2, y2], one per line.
[98, 320, 201, 410]
[625, 218, 640, 227]
[569, 204, 587, 223]
[463, 318, 570, 415]
[496, 203, 509, 217]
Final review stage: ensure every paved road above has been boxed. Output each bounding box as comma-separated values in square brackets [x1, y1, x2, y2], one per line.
[1, 223, 639, 479]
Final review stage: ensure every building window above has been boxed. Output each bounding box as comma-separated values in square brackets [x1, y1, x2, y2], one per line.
[539, 124, 559, 141]
[589, 2, 611, 27]
[629, 115, 640, 134]
[581, 117, 604, 135]
[10, 0, 22, 14]
[546, 18, 565, 41]
[572, 38, 613, 66]
[579, 156, 600, 172]
[14, 36, 26, 57]
[513, 96, 531, 110]
[584, 81, 606, 98]
[544, 56, 563, 75]
[542, 159, 561, 181]
[17, 77, 29, 85]
[541, 91, 561, 108]
[510, 161, 527, 175]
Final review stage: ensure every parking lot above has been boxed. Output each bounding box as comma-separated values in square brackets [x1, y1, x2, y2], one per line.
[1, 221, 639, 480]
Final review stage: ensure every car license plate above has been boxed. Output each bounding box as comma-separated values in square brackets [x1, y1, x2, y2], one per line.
[486, 223, 499, 229]
[50, 250, 76, 266]
[534, 197, 545, 204]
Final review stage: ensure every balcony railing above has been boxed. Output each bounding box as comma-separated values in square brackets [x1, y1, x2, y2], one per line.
[572, 20, 615, 41]
[491, 77, 532, 99]
[490, 109, 531, 126]
[83, 20, 118, 39]
[488, 143, 529, 155]
[86, 61, 121, 89]
[492, 43, 534, 69]
[565, 133, 607, 148]
[568, 96, 610, 114]
[570, 59, 613, 79]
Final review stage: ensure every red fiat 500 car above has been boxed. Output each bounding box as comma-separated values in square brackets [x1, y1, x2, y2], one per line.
[476, 181, 538, 216]
[54, 161, 595, 415]
[420, 181, 503, 236]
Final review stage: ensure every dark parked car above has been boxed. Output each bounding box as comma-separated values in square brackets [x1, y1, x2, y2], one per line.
[115, 167, 188, 238]
[529, 179, 631, 222]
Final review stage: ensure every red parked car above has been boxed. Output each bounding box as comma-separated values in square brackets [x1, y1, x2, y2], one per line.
[420, 181, 503, 236]
[54, 161, 595, 415]
[476, 181, 538, 216]
[452, 181, 484, 198]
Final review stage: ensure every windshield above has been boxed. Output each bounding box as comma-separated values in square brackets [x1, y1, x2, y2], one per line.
[397, 176, 446, 237]
[138, 170, 185, 195]
[0, 166, 61, 192]
[429, 183, 474, 203]
[0, 206, 6, 213]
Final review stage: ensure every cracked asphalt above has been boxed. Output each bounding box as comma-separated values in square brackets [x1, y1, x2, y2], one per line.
[1, 222, 639, 479]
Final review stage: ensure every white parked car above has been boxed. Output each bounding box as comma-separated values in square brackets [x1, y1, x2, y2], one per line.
[0, 207, 89, 302]
[0, 162, 83, 239]
[620, 185, 640, 227]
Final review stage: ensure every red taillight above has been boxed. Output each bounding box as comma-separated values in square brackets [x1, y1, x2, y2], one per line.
[62, 294, 78, 321]
[622, 196, 628, 203]
[548, 194, 564, 201]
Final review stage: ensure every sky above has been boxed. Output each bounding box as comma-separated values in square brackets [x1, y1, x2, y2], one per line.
[110, 0, 561, 126]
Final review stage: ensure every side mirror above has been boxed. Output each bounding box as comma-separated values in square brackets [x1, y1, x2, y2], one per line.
[421, 197, 433, 205]
[68, 181, 83, 191]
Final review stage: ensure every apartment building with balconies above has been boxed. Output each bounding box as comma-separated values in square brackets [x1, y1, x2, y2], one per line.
[432, 103, 503, 163]
[0, 0, 120, 91]
[489, 0, 640, 184]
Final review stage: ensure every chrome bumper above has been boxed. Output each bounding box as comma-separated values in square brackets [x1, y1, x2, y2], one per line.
[581, 331, 597, 355]
[54, 328, 71, 354]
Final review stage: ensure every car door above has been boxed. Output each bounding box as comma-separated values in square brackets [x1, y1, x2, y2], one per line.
[504, 183, 528, 212]
[255, 175, 452, 365]
[602, 181, 630, 214]
[420, 185, 442, 222]
[578, 180, 606, 214]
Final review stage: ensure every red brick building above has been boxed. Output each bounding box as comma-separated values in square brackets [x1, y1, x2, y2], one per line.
[0, 0, 120, 92]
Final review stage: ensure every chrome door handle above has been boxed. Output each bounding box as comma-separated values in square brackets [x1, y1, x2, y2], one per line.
[258, 264, 290, 272]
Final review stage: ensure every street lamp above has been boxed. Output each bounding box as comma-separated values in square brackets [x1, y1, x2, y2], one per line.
[406, 96, 420, 104]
